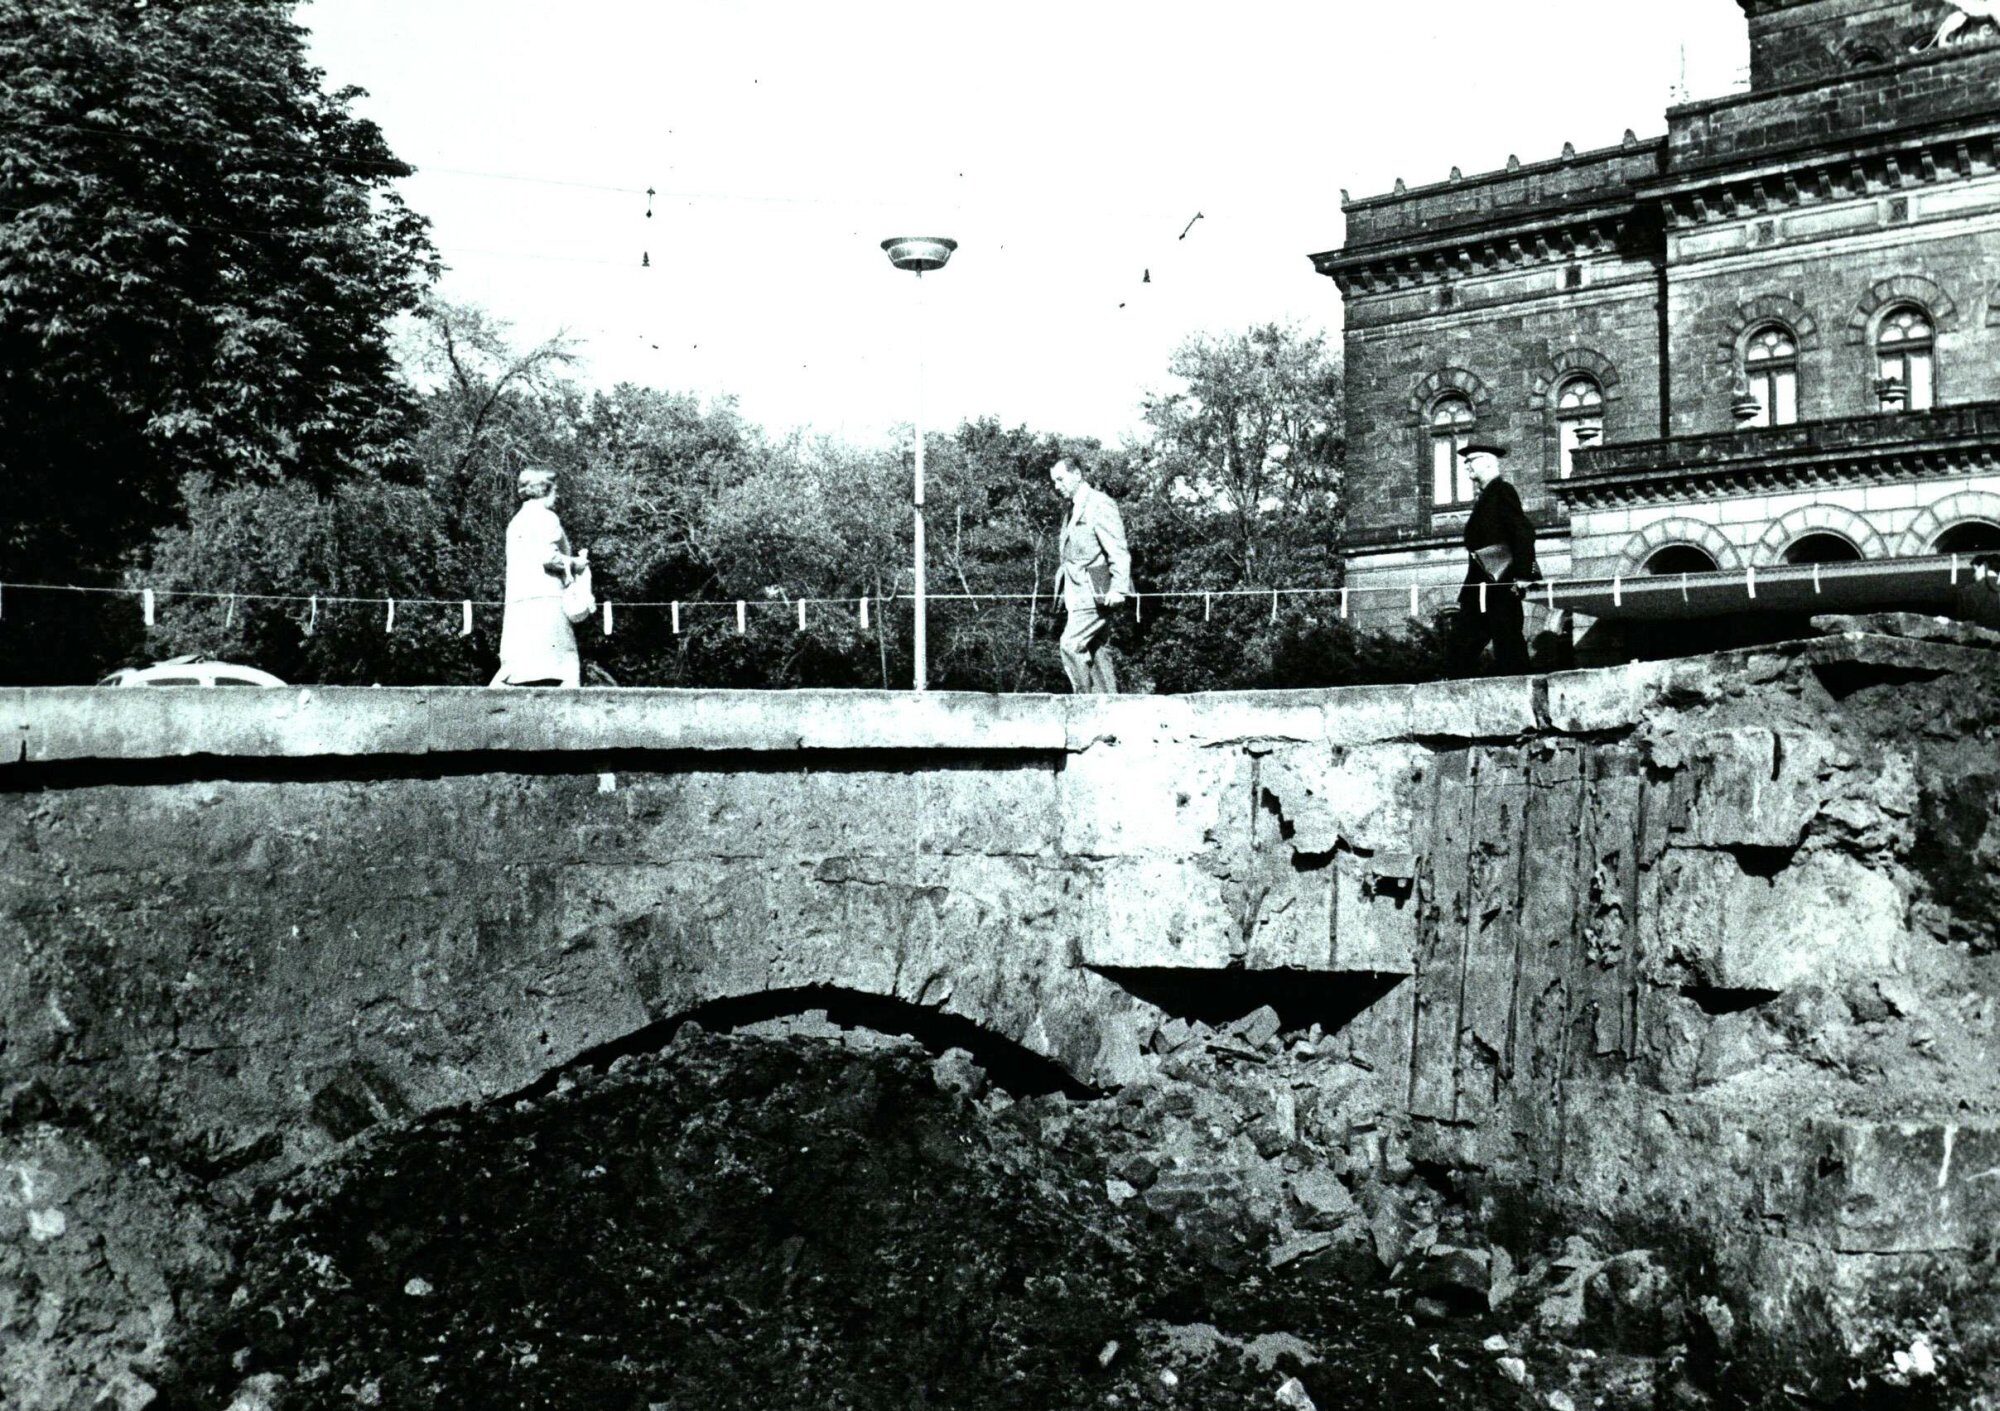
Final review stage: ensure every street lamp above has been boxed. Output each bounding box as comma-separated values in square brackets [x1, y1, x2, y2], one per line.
[880, 235, 956, 691]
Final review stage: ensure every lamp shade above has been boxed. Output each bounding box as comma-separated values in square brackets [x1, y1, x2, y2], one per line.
[881, 236, 957, 272]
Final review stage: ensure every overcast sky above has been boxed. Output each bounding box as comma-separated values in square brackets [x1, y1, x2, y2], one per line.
[303, 1, 1749, 446]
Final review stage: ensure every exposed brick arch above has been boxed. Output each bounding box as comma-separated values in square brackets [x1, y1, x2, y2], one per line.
[1404, 367, 1492, 427]
[1896, 491, 2000, 556]
[1844, 275, 1958, 344]
[1755, 503, 1888, 564]
[1528, 347, 1625, 409]
[1618, 518, 1742, 574]
[1713, 294, 1821, 367]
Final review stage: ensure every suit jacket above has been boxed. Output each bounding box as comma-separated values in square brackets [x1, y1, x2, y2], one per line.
[1463, 477, 1537, 582]
[1055, 482, 1133, 610]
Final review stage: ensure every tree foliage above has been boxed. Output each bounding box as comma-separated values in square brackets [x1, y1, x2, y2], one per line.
[0, 0, 436, 681]
[1132, 322, 1344, 591]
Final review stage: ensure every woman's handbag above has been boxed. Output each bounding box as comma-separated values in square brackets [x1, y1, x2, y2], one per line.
[560, 562, 596, 625]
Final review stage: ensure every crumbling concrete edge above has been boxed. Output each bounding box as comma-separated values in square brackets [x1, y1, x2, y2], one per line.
[1, 634, 1986, 771]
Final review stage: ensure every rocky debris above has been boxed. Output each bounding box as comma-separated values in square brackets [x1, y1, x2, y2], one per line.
[226, 1373, 288, 1411]
[1275, 1373, 1316, 1409]
[1811, 612, 2000, 651]
[1242, 1332, 1319, 1373]
[1407, 1244, 1491, 1310]
[147, 1031, 1526, 1410]
[1230, 1006, 1285, 1052]
[929, 1046, 988, 1099]
[1266, 1232, 1336, 1269]
[1582, 1250, 1681, 1354]
[1287, 1169, 1357, 1228]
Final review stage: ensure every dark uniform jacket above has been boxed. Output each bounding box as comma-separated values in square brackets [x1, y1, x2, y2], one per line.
[1463, 478, 1537, 583]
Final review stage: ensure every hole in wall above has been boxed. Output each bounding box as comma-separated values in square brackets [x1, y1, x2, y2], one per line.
[1088, 966, 1408, 1035]
[1721, 843, 1796, 880]
[1681, 985, 1781, 1016]
[1809, 660, 1947, 701]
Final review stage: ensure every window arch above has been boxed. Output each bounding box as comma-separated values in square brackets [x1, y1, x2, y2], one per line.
[1742, 323, 1799, 426]
[1875, 304, 1935, 411]
[1934, 521, 2000, 555]
[1784, 532, 1862, 565]
[1429, 395, 1476, 507]
[1643, 544, 1719, 575]
[1554, 375, 1604, 478]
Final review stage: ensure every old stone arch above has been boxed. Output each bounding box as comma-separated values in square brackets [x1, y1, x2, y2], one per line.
[1714, 293, 1821, 369]
[630, 986, 1101, 1098]
[1845, 274, 1957, 345]
[1897, 491, 2000, 556]
[1755, 503, 1887, 564]
[1403, 367, 1492, 427]
[1619, 517, 1741, 574]
[1528, 347, 1624, 409]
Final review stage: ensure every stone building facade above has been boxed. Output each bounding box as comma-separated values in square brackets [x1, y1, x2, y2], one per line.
[1315, 0, 2000, 624]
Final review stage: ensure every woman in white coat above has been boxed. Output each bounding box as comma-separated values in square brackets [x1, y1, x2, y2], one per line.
[490, 466, 586, 688]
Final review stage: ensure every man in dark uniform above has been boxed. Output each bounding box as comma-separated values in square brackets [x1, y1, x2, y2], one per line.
[1446, 440, 1538, 676]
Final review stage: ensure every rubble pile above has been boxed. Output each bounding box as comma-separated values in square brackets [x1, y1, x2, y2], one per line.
[152, 1026, 1531, 1411]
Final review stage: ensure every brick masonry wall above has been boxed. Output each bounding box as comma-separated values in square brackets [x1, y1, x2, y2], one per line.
[1343, 265, 1663, 541]
[1341, 143, 1663, 250]
[1671, 38, 2000, 170]
[1664, 174, 2000, 435]
[1742, 0, 1944, 91]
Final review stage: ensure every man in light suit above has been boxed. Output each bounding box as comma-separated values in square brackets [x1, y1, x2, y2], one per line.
[1049, 456, 1132, 693]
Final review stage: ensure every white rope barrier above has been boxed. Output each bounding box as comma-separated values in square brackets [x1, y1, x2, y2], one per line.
[0, 556, 1983, 634]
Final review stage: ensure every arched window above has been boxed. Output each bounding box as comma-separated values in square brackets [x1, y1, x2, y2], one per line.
[1643, 545, 1719, 575]
[1784, 533, 1861, 565]
[1743, 324, 1799, 426]
[1935, 521, 2000, 555]
[1430, 395, 1476, 507]
[1876, 305, 1935, 411]
[1555, 375, 1604, 478]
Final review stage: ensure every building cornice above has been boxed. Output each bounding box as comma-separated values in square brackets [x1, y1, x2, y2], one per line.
[1343, 513, 1572, 554]
[1646, 121, 2000, 229]
[1313, 206, 1650, 296]
[1556, 403, 2000, 511]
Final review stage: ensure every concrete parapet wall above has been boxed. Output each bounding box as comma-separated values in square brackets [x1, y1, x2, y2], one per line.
[4, 634, 1999, 1402]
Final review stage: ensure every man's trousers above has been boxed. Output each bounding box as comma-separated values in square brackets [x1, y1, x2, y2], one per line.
[1059, 604, 1120, 693]
[1445, 570, 1529, 677]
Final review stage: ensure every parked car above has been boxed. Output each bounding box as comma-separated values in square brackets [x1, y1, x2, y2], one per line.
[97, 655, 287, 688]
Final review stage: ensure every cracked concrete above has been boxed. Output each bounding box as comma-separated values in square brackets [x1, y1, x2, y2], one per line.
[2, 631, 1999, 1402]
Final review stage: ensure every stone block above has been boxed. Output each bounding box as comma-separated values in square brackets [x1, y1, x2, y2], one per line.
[1174, 690, 1331, 747]
[792, 689, 1064, 753]
[1083, 859, 1240, 969]
[1331, 851, 1418, 973]
[1057, 731, 1235, 859]
[1644, 848, 1907, 991]
[1653, 725, 1837, 851]
[1795, 1118, 2000, 1255]
[1404, 677, 1539, 739]
[1322, 685, 1417, 745]
[1543, 658, 1680, 733]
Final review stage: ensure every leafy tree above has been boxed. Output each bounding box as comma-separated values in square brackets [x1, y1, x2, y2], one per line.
[0, 0, 436, 681]
[1131, 322, 1344, 592]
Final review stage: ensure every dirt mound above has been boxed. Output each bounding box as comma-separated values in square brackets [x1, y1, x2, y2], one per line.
[156, 1029, 1520, 1411]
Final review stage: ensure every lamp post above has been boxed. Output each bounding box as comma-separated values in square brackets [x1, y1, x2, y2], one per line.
[880, 235, 956, 691]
